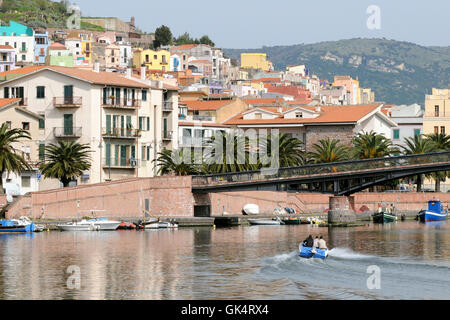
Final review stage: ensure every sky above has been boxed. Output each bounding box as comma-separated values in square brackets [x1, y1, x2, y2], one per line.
[71, 0, 450, 49]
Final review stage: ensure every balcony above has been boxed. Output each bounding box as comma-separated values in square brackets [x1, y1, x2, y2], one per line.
[102, 97, 141, 109]
[193, 115, 213, 121]
[53, 96, 82, 108]
[162, 101, 173, 111]
[178, 114, 187, 120]
[103, 158, 140, 169]
[54, 127, 82, 138]
[19, 48, 27, 53]
[162, 131, 173, 141]
[102, 127, 142, 139]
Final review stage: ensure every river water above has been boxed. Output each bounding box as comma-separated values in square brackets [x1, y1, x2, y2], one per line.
[0, 221, 449, 300]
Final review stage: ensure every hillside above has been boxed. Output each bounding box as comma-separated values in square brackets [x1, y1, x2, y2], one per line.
[224, 38, 450, 105]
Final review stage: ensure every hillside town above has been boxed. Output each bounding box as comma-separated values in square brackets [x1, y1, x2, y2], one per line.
[0, 16, 449, 198]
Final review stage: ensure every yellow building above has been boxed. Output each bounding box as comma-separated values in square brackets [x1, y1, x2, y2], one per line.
[423, 88, 450, 190]
[360, 88, 375, 104]
[333, 75, 360, 105]
[68, 31, 93, 64]
[133, 49, 171, 72]
[240, 53, 273, 71]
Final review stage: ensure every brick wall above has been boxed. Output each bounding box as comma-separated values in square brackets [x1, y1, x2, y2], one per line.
[305, 125, 354, 152]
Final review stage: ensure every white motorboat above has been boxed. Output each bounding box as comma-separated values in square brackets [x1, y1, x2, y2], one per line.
[243, 204, 259, 215]
[248, 217, 283, 226]
[58, 218, 121, 231]
[144, 221, 179, 229]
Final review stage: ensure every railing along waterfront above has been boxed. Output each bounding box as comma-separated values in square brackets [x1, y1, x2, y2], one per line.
[192, 151, 450, 186]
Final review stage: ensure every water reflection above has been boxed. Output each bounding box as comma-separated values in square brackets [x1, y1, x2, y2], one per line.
[0, 221, 448, 300]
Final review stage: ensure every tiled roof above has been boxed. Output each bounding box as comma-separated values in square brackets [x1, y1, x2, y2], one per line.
[243, 98, 279, 104]
[225, 105, 382, 126]
[0, 45, 14, 50]
[49, 42, 67, 50]
[0, 66, 151, 88]
[0, 98, 21, 108]
[171, 44, 198, 50]
[183, 99, 234, 111]
[178, 121, 230, 128]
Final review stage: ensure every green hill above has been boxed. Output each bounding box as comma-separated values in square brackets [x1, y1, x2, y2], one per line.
[224, 38, 450, 105]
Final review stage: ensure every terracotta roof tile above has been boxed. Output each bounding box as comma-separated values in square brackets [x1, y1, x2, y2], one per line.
[0, 98, 21, 108]
[178, 121, 230, 128]
[184, 99, 233, 111]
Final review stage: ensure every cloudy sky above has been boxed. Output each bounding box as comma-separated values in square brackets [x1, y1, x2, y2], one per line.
[72, 0, 450, 48]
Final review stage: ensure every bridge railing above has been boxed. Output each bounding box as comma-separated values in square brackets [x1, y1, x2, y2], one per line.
[192, 151, 450, 186]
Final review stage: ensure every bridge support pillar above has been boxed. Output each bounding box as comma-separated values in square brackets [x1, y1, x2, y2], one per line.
[328, 196, 356, 226]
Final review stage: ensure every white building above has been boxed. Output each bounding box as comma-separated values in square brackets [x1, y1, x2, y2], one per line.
[389, 104, 424, 148]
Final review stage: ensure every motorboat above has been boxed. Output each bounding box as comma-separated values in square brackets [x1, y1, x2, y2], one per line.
[243, 204, 259, 215]
[418, 200, 448, 222]
[248, 217, 284, 226]
[0, 217, 36, 233]
[144, 220, 179, 229]
[281, 217, 301, 225]
[299, 244, 328, 260]
[57, 217, 121, 231]
[372, 212, 397, 224]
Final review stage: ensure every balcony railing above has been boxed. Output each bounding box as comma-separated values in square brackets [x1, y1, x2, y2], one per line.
[193, 115, 213, 121]
[163, 101, 173, 111]
[102, 127, 142, 139]
[162, 131, 173, 140]
[103, 158, 140, 168]
[53, 96, 82, 107]
[102, 97, 141, 109]
[54, 127, 82, 138]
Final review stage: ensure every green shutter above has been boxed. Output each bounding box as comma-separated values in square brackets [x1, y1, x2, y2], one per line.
[64, 114, 73, 136]
[39, 144, 45, 160]
[147, 117, 150, 131]
[131, 146, 136, 158]
[139, 117, 143, 130]
[141, 146, 145, 162]
[39, 118, 45, 129]
[106, 115, 111, 134]
[105, 143, 111, 166]
[393, 129, 400, 140]
[4, 87, 9, 98]
[126, 116, 132, 136]
[114, 145, 119, 166]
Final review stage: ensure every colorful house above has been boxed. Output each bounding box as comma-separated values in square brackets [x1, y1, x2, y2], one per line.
[34, 31, 50, 64]
[333, 75, 360, 105]
[240, 53, 273, 71]
[46, 43, 74, 67]
[133, 49, 170, 72]
[0, 45, 16, 72]
[0, 21, 35, 64]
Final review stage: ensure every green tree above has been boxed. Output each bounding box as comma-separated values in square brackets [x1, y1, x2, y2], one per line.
[424, 133, 450, 192]
[154, 25, 173, 49]
[153, 148, 199, 176]
[309, 138, 349, 163]
[352, 131, 398, 159]
[0, 123, 32, 194]
[199, 35, 215, 47]
[260, 133, 308, 168]
[39, 141, 92, 188]
[175, 32, 195, 45]
[401, 135, 436, 192]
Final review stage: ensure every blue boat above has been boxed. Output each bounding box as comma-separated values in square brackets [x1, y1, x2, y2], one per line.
[418, 200, 448, 222]
[0, 219, 36, 233]
[299, 245, 329, 259]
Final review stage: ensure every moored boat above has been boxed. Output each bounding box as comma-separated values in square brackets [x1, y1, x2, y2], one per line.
[57, 217, 121, 231]
[243, 204, 259, 215]
[0, 218, 36, 233]
[418, 200, 448, 222]
[373, 212, 397, 224]
[248, 218, 283, 226]
[281, 217, 301, 225]
[299, 245, 328, 260]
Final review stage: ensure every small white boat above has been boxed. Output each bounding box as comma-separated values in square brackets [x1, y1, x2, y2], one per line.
[144, 221, 179, 229]
[58, 218, 121, 231]
[243, 204, 259, 215]
[248, 218, 283, 226]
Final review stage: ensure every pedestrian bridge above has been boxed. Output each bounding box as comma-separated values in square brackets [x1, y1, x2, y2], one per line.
[191, 151, 450, 196]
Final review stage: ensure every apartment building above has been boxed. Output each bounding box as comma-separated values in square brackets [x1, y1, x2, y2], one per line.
[133, 49, 170, 72]
[0, 45, 16, 72]
[423, 88, 450, 136]
[240, 53, 273, 72]
[389, 104, 423, 149]
[333, 75, 360, 105]
[34, 31, 50, 65]
[0, 65, 178, 190]
[0, 98, 44, 195]
[0, 21, 35, 65]
[46, 43, 74, 67]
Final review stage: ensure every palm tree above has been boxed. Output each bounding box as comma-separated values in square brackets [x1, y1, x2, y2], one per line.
[424, 133, 450, 192]
[259, 133, 309, 168]
[309, 138, 349, 164]
[203, 132, 259, 174]
[401, 135, 436, 192]
[352, 131, 398, 160]
[153, 148, 200, 176]
[0, 123, 32, 194]
[39, 141, 92, 188]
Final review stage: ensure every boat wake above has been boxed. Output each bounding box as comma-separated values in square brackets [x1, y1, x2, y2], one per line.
[327, 248, 375, 260]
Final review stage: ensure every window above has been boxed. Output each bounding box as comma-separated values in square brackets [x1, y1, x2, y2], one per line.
[4, 87, 9, 98]
[393, 129, 400, 140]
[435, 105, 440, 117]
[21, 176, 31, 188]
[22, 122, 30, 131]
[39, 143, 45, 160]
[22, 55, 26, 61]
[255, 113, 262, 119]
[36, 86, 45, 99]
[39, 115, 45, 129]
[441, 126, 446, 135]
[414, 129, 421, 137]
[5, 121, 11, 129]
[142, 90, 147, 101]
[434, 126, 439, 134]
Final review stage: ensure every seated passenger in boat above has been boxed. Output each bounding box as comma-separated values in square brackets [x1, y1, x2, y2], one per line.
[313, 236, 319, 248]
[302, 235, 314, 247]
[318, 236, 327, 250]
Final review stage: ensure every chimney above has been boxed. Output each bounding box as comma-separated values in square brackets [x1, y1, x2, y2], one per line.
[141, 65, 147, 81]
[93, 60, 100, 73]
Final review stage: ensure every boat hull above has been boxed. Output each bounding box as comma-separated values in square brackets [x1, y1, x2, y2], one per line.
[0, 224, 35, 233]
[281, 218, 301, 225]
[418, 210, 448, 222]
[248, 219, 281, 226]
[373, 212, 396, 224]
[299, 246, 328, 259]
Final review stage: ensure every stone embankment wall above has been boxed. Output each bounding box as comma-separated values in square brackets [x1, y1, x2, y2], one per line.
[209, 191, 450, 216]
[6, 176, 194, 220]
